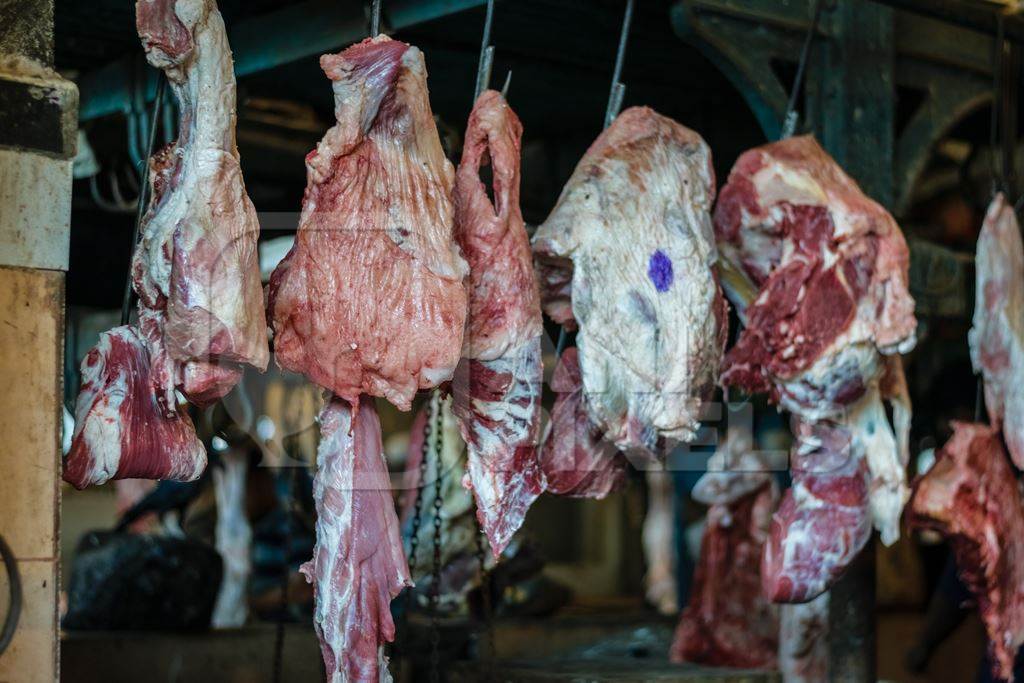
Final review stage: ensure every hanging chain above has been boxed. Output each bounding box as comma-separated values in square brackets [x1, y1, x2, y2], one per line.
[428, 394, 444, 683]
[474, 518, 497, 668]
[402, 392, 435, 683]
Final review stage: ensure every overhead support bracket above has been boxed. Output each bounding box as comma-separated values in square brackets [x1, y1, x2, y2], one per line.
[77, 0, 487, 122]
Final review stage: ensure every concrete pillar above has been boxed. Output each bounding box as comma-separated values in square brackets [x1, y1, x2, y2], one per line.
[0, 0, 76, 681]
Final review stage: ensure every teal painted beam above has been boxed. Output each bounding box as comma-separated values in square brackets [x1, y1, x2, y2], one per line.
[77, 0, 486, 121]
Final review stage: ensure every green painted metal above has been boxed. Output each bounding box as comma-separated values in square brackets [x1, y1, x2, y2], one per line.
[671, 0, 1001, 214]
[77, 0, 486, 122]
[670, 0, 817, 140]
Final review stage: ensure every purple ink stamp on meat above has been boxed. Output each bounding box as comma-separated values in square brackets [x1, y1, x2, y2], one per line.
[648, 249, 673, 292]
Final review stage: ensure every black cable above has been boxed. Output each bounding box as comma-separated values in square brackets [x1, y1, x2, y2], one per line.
[780, 0, 825, 140]
[0, 533, 22, 656]
[121, 75, 167, 326]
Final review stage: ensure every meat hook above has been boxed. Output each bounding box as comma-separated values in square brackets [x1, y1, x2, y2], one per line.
[604, 0, 635, 130]
[473, 0, 496, 101]
[780, 0, 824, 140]
[370, 0, 382, 37]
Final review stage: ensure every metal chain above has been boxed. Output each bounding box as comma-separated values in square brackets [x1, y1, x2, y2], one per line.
[429, 395, 444, 683]
[401, 393, 435, 683]
[474, 520, 496, 667]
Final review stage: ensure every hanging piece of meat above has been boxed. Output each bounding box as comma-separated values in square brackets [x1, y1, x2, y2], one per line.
[908, 422, 1024, 683]
[714, 135, 916, 420]
[302, 396, 412, 683]
[670, 446, 779, 669]
[714, 136, 915, 547]
[450, 90, 544, 557]
[762, 417, 872, 603]
[63, 327, 206, 489]
[970, 193, 1024, 469]
[268, 36, 468, 411]
[65, 0, 268, 488]
[532, 107, 727, 455]
[539, 347, 627, 498]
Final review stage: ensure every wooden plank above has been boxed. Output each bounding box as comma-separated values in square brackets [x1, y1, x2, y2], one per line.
[0, 265, 62, 683]
[0, 150, 72, 271]
[0, 560, 58, 683]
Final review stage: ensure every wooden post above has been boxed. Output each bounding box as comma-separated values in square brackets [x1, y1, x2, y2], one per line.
[810, 2, 895, 680]
[0, 1, 77, 681]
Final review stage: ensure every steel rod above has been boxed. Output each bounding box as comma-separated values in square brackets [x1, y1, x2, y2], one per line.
[370, 0, 382, 36]
[604, 0, 635, 129]
[474, 0, 496, 100]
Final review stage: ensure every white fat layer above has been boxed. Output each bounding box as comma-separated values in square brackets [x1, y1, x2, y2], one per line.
[532, 112, 723, 455]
[73, 331, 126, 486]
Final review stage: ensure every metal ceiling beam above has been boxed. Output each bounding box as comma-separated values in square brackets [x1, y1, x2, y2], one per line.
[77, 0, 486, 121]
[869, 0, 1024, 42]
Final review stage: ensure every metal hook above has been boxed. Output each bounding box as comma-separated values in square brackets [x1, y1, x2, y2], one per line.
[474, 0, 496, 101]
[500, 70, 512, 99]
[780, 0, 824, 140]
[604, 0, 635, 130]
[370, 0, 382, 37]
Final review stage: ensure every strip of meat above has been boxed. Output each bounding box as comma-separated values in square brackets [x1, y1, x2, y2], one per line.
[779, 593, 830, 683]
[450, 90, 544, 557]
[969, 193, 1024, 469]
[670, 482, 779, 669]
[762, 418, 871, 603]
[908, 422, 1024, 683]
[64, 327, 206, 489]
[714, 135, 916, 421]
[539, 348, 627, 498]
[64, 0, 267, 488]
[302, 395, 412, 683]
[268, 36, 467, 411]
[133, 0, 268, 396]
[532, 107, 727, 454]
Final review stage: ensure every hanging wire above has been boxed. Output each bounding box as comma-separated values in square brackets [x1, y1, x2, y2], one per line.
[991, 13, 1007, 198]
[370, 0, 382, 36]
[120, 75, 167, 327]
[604, 0, 635, 129]
[474, 0, 496, 101]
[780, 0, 824, 140]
